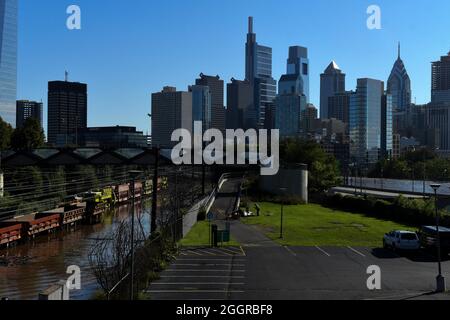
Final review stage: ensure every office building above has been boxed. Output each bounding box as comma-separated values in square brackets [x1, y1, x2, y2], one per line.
[226, 78, 254, 130]
[349, 79, 392, 165]
[301, 104, 319, 135]
[48, 80, 87, 146]
[69, 126, 149, 148]
[0, 0, 17, 126]
[432, 51, 450, 105]
[328, 91, 351, 124]
[189, 85, 211, 131]
[195, 73, 225, 133]
[245, 17, 277, 129]
[320, 61, 345, 119]
[151, 86, 192, 148]
[427, 103, 450, 151]
[16, 100, 43, 128]
[387, 44, 412, 135]
[287, 46, 310, 102]
[381, 94, 393, 159]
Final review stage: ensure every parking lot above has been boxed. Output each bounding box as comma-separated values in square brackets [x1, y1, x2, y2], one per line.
[146, 247, 247, 300]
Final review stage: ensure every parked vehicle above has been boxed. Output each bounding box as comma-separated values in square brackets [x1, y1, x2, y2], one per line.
[418, 226, 450, 254]
[383, 230, 420, 251]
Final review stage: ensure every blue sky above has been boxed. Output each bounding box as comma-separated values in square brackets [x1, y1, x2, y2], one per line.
[17, 0, 450, 134]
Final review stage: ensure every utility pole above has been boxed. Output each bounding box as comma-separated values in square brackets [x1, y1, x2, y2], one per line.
[151, 148, 159, 234]
[430, 184, 446, 293]
[128, 170, 142, 301]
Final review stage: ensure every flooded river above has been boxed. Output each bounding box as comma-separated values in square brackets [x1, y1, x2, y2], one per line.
[0, 203, 151, 300]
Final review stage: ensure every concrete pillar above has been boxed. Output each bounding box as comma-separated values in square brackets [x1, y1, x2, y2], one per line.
[299, 164, 308, 204]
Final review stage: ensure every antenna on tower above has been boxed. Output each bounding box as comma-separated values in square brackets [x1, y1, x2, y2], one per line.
[398, 42, 401, 59]
[65, 70, 69, 82]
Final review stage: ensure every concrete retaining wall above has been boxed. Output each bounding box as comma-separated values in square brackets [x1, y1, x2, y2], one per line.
[259, 166, 308, 203]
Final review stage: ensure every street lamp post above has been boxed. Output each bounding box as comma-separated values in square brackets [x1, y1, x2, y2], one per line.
[430, 184, 446, 293]
[129, 170, 143, 301]
[279, 188, 287, 239]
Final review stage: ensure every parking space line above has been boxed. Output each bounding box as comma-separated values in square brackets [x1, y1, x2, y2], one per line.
[174, 263, 245, 267]
[195, 249, 218, 256]
[146, 290, 245, 293]
[185, 250, 204, 256]
[239, 246, 246, 257]
[284, 246, 297, 256]
[315, 246, 331, 257]
[160, 275, 245, 279]
[165, 269, 246, 272]
[347, 246, 366, 257]
[155, 283, 245, 285]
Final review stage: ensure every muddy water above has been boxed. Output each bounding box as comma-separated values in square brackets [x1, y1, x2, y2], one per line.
[0, 203, 150, 300]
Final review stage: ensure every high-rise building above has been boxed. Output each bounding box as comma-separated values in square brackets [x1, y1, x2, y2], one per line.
[226, 78, 254, 130]
[273, 49, 308, 137]
[431, 51, 450, 105]
[381, 94, 393, 159]
[320, 61, 345, 119]
[301, 104, 319, 135]
[189, 85, 211, 130]
[151, 86, 192, 148]
[328, 91, 352, 124]
[245, 17, 277, 129]
[387, 44, 412, 112]
[48, 80, 87, 146]
[0, 0, 17, 127]
[287, 46, 310, 102]
[349, 79, 392, 165]
[195, 73, 225, 133]
[16, 100, 43, 128]
[387, 44, 412, 135]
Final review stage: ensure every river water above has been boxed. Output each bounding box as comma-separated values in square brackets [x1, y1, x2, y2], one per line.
[0, 203, 151, 301]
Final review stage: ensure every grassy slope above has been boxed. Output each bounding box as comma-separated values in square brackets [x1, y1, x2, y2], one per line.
[242, 203, 415, 247]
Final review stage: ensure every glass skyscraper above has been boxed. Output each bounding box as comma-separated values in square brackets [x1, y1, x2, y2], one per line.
[349, 79, 392, 165]
[0, 0, 17, 127]
[245, 17, 277, 129]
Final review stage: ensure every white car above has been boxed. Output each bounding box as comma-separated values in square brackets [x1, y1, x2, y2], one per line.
[383, 231, 420, 251]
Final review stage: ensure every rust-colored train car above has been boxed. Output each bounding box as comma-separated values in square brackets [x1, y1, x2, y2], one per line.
[7, 213, 61, 238]
[0, 222, 23, 246]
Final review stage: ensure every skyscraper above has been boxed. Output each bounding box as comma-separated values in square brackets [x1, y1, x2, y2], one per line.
[189, 85, 211, 130]
[48, 80, 88, 146]
[226, 78, 253, 130]
[328, 91, 351, 124]
[245, 17, 277, 129]
[387, 44, 412, 136]
[16, 100, 43, 128]
[431, 51, 450, 105]
[387, 44, 412, 112]
[0, 0, 17, 127]
[287, 46, 310, 103]
[349, 79, 392, 165]
[195, 73, 225, 133]
[273, 48, 308, 137]
[151, 86, 192, 148]
[320, 61, 345, 119]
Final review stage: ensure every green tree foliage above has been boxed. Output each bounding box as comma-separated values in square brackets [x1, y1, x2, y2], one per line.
[0, 116, 13, 150]
[10, 118, 45, 150]
[280, 138, 342, 193]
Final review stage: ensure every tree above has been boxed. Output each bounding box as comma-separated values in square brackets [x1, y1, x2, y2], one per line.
[0, 116, 13, 150]
[10, 118, 45, 150]
[280, 138, 342, 193]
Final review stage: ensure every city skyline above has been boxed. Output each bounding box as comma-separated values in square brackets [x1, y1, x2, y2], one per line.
[15, 0, 450, 134]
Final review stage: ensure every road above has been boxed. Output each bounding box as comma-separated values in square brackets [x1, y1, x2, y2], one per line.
[147, 176, 450, 300]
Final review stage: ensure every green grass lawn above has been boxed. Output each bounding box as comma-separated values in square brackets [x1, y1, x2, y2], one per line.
[180, 221, 240, 247]
[242, 203, 416, 247]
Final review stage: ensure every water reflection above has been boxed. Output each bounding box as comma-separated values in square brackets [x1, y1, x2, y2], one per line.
[0, 203, 150, 300]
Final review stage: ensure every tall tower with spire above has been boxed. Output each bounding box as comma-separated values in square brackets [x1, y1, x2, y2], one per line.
[387, 43, 411, 135]
[387, 42, 412, 113]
